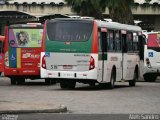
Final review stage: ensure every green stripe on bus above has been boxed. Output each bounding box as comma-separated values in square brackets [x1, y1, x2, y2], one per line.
[45, 33, 93, 53]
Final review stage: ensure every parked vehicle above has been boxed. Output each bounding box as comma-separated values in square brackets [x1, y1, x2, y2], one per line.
[4, 23, 53, 85]
[142, 32, 160, 82]
[41, 18, 142, 89]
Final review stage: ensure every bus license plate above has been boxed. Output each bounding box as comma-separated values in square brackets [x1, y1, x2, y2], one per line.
[63, 65, 72, 69]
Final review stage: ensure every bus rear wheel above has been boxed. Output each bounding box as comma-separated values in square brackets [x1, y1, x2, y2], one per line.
[17, 78, 25, 85]
[60, 80, 76, 89]
[129, 72, 137, 87]
[108, 70, 116, 89]
[45, 78, 57, 85]
[10, 77, 17, 85]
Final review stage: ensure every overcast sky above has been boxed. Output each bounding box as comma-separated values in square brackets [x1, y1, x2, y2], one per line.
[7, 0, 160, 4]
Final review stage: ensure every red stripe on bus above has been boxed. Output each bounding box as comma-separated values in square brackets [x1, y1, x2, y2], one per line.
[91, 21, 98, 53]
[42, 21, 47, 51]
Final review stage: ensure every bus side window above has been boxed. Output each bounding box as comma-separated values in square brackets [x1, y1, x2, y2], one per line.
[127, 32, 133, 52]
[133, 33, 139, 51]
[98, 30, 102, 52]
[101, 32, 107, 53]
[98, 28, 107, 53]
[121, 32, 127, 53]
[115, 30, 121, 51]
[108, 30, 114, 51]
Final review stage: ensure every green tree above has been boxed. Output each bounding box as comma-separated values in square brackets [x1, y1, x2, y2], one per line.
[65, 0, 152, 25]
[106, 0, 134, 24]
[65, 0, 106, 19]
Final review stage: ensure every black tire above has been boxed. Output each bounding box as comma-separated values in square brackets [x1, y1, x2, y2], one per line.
[89, 82, 95, 87]
[17, 78, 25, 85]
[51, 79, 57, 84]
[10, 77, 17, 85]
[67, 81, 76, 89]
[129, 72, 137, 87]
[143, 74, 156, 82]
[45, 79, 52, 85]
[60, 80, 68, 89]
[108, 70, 115, 89]
[60, 80, 76, 89]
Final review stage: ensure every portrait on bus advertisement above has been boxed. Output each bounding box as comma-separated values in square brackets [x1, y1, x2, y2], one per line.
[9, 29, 43, 48]
[148, 33, 160, 47]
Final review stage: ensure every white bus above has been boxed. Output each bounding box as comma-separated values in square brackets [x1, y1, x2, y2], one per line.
[142, 32, 160, 82]
[40, 18, 142, 89]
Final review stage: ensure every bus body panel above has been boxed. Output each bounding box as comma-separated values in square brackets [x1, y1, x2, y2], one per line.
[143, 33, 160, 77]
[41, 18, 142, 87]
[4, 24, 44, 78]
[0, 35, 5, 73]
[41, 52, 98, 80]
[123, 53, 140, 80]
[107, 53, 123, 82]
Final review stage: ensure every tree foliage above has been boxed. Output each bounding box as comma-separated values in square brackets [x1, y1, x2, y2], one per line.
[65, 0, 106, 19]
[65, 0, 154, 25]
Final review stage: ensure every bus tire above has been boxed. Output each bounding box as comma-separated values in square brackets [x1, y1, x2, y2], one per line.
[51, 79, 57, 84]
[108, 70, 116, 89]
[10, 77, 17, 85]
[17, 78, 25, 85]
[89, 82, 95, 87]
[129, 71, 137, 87]
[68, 81, 76, 89]
[143, 74, 156, 82]
[60, 80, 68, 89]
[45, 79, 52, 85]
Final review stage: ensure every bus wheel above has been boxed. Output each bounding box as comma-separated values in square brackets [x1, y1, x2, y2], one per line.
[129, 72, 137, 87]
[51, 79, 57, 84]
[10, 77, 17, 85]
[108, 70, 115, 89]
[143, 75, 156, 82]
[60, 80, 76, 89]
[45, 79, 56, 85]
[17, 78, 25, 85]
[45, 79, 52, 85]
[89, 82, 95, 87]
[67, 81, 76, 89]
[60, 80, 68, 89]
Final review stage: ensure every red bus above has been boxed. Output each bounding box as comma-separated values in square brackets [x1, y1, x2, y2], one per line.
[0, 35, 5, 75]
[4, 23, 53, 85]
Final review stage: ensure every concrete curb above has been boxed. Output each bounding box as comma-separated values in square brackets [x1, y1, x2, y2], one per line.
[0, 103, 67, 114]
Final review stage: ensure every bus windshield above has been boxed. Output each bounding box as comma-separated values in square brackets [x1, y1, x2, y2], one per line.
[47, 21, 93, 42]
[9, 28, 43, 48]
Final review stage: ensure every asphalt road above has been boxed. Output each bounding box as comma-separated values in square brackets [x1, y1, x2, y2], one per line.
[0, 77, 160, 114]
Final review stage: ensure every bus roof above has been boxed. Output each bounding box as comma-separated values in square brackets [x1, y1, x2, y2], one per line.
[97, 20, 142, 32]
[9, 23, 43, 28]
[48, 18, 142, 33]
